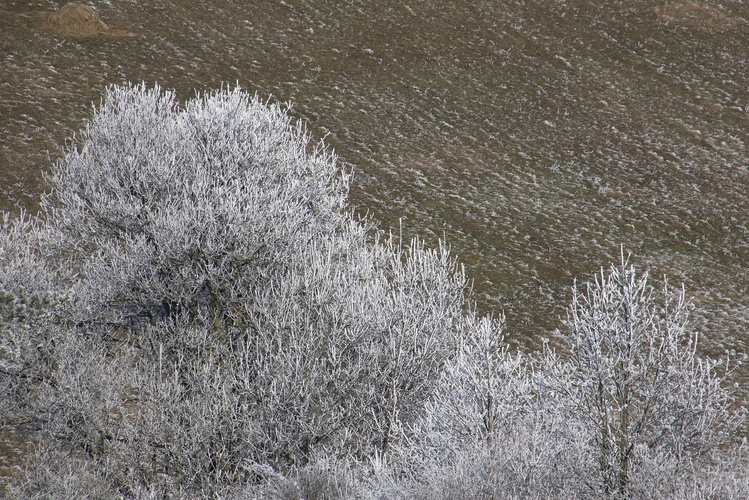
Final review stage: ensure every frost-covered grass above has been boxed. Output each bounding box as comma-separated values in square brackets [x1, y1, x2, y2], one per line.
[1, 84, 747, 498]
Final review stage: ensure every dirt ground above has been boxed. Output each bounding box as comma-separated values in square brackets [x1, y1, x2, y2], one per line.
[655, 2, 746, 32]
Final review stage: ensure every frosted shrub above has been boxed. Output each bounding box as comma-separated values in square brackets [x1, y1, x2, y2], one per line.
[385, 255, 747, 499]
[0, 214, 42, 378]
[74, 231, 468, 494]
[4, 83, 471, 496]
[0, 212, 69, 421]
[409, 315, 531, 455]
[47, 83, 349, 329]
[389, 315, 594, 499]
[548, 253, 744, 497]
[241, 233, 466, 467]
[249, 455, 369, 500]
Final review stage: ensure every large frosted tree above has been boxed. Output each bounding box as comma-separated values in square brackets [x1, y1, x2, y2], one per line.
[3, 83, 472, 495]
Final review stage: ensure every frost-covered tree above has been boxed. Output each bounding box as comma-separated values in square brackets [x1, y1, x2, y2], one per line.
[550, 253, 743, 497]
[0, 212, 69, 418]
[46, 83, 350, 331]
[389, 315, 594, 499]
[384, 254, 747, 499]
[4, 83, 470, 496]
[3, 83, 748, 497]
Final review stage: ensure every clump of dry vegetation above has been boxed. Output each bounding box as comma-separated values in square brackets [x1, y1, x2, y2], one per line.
[20, 3, 135, 38]
[43, 4, 107, 37]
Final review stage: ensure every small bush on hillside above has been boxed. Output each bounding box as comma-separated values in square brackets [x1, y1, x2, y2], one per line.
[386, 315, 595, 499]
[551, 254, 743, 496]
[0, 212, 69, 427]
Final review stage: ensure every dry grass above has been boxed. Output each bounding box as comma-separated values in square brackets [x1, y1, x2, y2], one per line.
[655, 2, 746, 32]
[19, 3, 136, 38]
[44, 4, 107, 37]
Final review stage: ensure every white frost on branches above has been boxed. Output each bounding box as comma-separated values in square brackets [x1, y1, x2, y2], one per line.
[1, 84, 746, 499]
